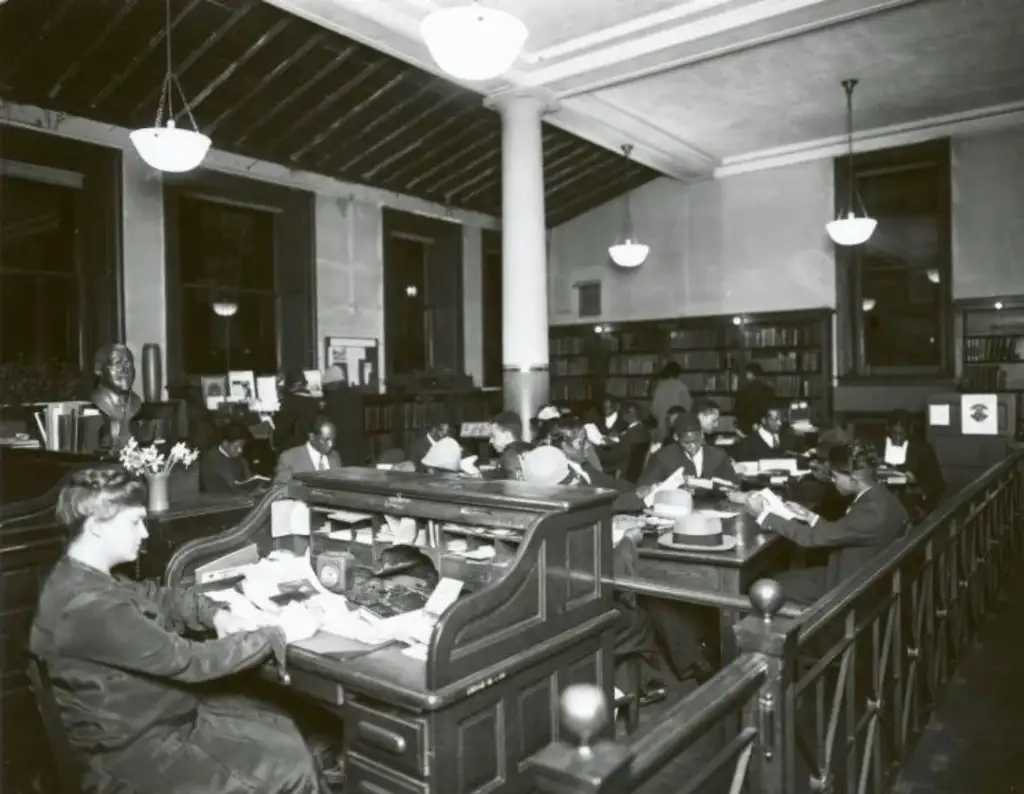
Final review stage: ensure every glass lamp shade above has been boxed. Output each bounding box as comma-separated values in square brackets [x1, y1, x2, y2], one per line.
[212, 300, 238, 317]
[826, 212, 877, 246]
[608, 239, 649, 269]
[130, 121, 211, 173]
[420, 3, 528, 82]
[862, 298, 876, 312]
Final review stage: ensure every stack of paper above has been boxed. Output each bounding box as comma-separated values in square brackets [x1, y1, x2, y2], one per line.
[757, 488, 800, 521]
[643, 467, 687, 507]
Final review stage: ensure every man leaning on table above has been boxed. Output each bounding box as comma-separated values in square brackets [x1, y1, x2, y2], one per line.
[638, 411, 738, 487]
[747, 440, 908, 605]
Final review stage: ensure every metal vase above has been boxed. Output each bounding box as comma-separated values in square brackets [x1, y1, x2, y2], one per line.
[141, 343, 162, 402]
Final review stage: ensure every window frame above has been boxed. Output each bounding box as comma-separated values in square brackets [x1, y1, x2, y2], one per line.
[834, 138, 953, 381]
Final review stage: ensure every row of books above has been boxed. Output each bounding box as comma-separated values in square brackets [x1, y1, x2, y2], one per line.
[963, 335, 1024, 363]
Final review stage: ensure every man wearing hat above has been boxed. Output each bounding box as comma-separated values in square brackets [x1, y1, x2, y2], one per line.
[638, 412, 738, 487]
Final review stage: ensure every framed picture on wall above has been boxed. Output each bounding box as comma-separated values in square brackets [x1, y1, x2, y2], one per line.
[324, 337, 379, 391]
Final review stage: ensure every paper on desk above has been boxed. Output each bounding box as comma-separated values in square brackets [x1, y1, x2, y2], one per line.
[271, 500, 311, 538]
[696, 509, 740, 519]
[326, 509, 373, 524]
[384, 514, 418, 544]
[460, 455, 481, 476]
[402, 642, 429, 661]
[425, 578, 464, 618]
[643, 467, 687, 507]
[328, 528, 376, 544]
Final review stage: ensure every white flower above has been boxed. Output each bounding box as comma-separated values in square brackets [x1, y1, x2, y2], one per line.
[118, 438, 200, 475]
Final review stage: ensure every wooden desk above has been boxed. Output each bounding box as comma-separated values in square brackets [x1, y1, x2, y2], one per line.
[166, 470, 622, 794]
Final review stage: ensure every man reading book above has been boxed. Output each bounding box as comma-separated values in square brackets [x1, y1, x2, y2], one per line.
[638, 411, 738, 487]
[747, 441, 908, 605]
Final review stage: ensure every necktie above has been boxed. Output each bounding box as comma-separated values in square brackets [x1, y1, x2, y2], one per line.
[772, 434, 779, 448]
[318, 455, 329, 471]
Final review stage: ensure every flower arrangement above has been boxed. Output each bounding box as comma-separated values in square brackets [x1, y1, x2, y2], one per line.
[119, 438, 200, 478]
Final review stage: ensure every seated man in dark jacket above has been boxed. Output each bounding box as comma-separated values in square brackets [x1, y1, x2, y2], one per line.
[732, 403, 794, 462]
[638, 412, 738, 487]
[747, 441, 908, 605]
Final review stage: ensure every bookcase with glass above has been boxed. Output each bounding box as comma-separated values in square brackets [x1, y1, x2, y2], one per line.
[549, 309, 833, 420]
[958, 297, 1024, 394]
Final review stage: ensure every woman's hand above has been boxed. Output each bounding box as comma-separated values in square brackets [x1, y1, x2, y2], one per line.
[276, 603, 323, 645]
[212, 609, 274, 637]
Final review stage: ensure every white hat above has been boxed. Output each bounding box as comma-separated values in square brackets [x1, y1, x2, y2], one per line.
[651, 489, 693, 518]
[421, 437, 463, 472]
[536, 405, 561, 421]
[521, 447, 571, 485]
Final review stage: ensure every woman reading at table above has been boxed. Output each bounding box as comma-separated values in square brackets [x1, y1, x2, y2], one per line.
[29, 467, 326, 794]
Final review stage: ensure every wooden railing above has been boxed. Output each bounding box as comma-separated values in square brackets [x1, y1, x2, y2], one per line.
[530, 452, 1023, 794]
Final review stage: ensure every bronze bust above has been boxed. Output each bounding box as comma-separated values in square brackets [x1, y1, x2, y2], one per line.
[91, 343, 142, 449]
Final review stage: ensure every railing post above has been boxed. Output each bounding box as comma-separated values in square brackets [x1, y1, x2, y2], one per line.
[529, 684, 632, 794]
[734, 579, 800, 794]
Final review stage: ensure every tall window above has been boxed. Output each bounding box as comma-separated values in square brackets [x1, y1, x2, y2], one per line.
[389, 234, 430, 375]
[0, 177, 79, 365]
[837, 140, 952, 376]
[482, 243, 502, 387]
[177, 197, 277, 374]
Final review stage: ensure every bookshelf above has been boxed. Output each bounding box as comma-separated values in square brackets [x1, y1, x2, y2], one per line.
[549, 309, 833, 419]
[958, 297, 1024, 393]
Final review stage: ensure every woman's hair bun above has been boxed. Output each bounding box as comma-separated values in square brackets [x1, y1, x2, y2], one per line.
[57, 465, 147, 534]
[67, 467, 134, 492]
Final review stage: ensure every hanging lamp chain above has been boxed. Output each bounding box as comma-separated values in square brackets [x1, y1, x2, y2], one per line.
[152, 0, 202, 133]
[840, 78, 870, 217]
[621, 144, 634, 240]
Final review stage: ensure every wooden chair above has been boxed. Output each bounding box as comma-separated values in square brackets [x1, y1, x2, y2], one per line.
[26, 655, 83, 794]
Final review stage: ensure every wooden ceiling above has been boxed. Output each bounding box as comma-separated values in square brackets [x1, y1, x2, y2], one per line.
[0, 0, 661, 226]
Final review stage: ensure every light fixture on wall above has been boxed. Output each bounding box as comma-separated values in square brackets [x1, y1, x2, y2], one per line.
[420, 1, 528, 82]
[608, 144, 649, 269]
[862, 298, 876, 312]
[927, 268, 940, 284]
[212, 300, 238, 317]
[130, 0, 211, 172]
[826, 79, 877, 247]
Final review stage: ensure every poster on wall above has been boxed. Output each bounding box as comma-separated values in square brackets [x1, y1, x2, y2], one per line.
[960, 393, 999, 436]
[325, 337, 379, 390]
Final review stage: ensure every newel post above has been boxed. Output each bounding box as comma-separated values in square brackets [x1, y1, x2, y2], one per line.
[529, 684, 632, 794]
[734, 579, 800, 794]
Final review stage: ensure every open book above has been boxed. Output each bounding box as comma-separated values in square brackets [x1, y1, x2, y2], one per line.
[756, 488, 805, 522]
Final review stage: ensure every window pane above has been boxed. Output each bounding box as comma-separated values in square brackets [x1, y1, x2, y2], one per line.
[0, 273, 78, 364]
[178, 197, 275, 290]
[0, 177, 77, 275]
[389, 236, 428, 375]
[856, 161, 944, 369]
[181, 287, 277, 374]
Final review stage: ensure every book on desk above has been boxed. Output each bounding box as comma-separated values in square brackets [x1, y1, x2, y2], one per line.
[165, 468, 623, 794]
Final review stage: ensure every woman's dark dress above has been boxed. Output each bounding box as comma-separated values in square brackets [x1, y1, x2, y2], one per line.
[29, 558, 321, 794]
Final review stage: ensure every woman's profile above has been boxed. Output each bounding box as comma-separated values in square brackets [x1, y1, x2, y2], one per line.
[29, 467, 325, 793]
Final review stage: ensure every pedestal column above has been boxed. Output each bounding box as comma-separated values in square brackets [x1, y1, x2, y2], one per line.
[490, 91, 551, 439]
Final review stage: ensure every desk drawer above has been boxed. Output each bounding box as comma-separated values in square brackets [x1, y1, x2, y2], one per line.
[347, 753, 427, 794]
[346, 701, 426, 779]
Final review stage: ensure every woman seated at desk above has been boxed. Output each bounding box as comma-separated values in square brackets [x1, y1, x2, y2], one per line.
[884, 409, 945, 516]
[29, 467, 326, 794]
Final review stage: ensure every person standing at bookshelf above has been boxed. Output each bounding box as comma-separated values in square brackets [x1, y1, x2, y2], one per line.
[733, 363, 775, 435]
[650, 362, 692, 440]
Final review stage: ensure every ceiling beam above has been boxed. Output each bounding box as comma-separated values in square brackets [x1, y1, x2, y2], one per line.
[401, 129, 498, 189]
[232, 45, 356, 149]
[1, 0, 77, 87]
[89, 0, 204, 111]
[366, 115, 490, 181]
[48, 0, 142, 100]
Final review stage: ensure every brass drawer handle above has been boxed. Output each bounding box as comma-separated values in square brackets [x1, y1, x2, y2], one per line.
[357, 721, 408, 755]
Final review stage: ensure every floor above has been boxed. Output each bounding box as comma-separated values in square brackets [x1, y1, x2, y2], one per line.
[625, 575, 1024, 794]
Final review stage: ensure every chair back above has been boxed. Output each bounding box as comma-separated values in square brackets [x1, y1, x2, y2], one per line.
[621, 443, 649, 483]
[27, 655, 83, 794]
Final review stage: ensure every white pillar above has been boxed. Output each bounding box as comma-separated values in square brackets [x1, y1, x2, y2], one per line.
[489, 91, 551, 439]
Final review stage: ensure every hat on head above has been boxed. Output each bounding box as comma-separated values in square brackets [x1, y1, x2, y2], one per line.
[672, 411, 702, 435]
[421, 437, 463, 472]
[521, 447, 571, 486]
[323, 365, 346, 385]
[536, 405, 560, 421]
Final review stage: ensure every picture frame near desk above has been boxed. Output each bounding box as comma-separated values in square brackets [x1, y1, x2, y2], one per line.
[324, 336, 379, 391]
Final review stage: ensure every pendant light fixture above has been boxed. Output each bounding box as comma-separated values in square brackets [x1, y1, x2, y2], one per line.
[212, 300, 238, 317]
[130, 0, 211, 173]
[420, 1, 528, 82]
[826, 79, 877, 247]
[608, 144, 649, 269]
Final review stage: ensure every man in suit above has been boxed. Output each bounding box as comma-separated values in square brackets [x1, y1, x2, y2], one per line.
[407, 421, 454, 469]
[638, 411, 738, 486]
[601, 402, 650, 481]
[734, 363, 776, 435]
[733, 404, 792, 462]
[273, 416, 342, 485]
[600, 397, 629, 436]
[748, 440, 908, 605]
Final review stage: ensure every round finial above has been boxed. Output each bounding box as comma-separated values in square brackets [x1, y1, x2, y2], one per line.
[560, 684, 608, 747]
[279, 670, 291, 686]
[749, 578, 785, 621]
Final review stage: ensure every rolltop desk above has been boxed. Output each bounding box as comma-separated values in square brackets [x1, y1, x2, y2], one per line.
[164, 469, 621, 794]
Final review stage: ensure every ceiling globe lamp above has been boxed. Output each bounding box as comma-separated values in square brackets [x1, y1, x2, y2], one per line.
[131, 0, 211, 173]
[212, 300, 238, 317]
[826, 79, 877, 247]
[608, 144, 649, 269]
[420, 1, 528, 82]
